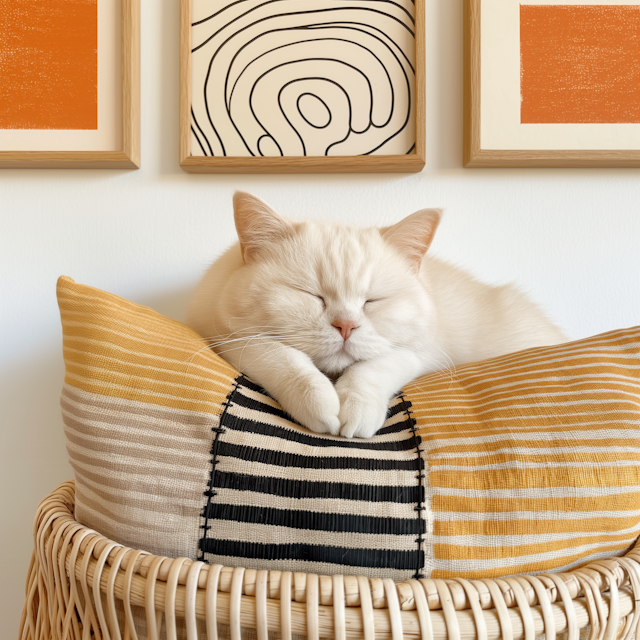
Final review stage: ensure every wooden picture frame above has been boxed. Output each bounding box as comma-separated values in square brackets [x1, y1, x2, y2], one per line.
[465, 0, 640, 168]
[0, 0, 140, 170]
[180, 0, 425, 174]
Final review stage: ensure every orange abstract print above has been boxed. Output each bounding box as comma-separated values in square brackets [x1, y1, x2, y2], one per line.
[0, 0, 97, 130]
[520, 5, 640, 124]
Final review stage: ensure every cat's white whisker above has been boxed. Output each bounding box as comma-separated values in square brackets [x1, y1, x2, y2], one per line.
[429, 344, 458, 379]
[183, 330, 303, 373]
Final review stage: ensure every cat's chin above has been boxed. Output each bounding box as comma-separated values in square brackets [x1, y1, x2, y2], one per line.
[314, 341, 382, 379]
[316, 354, 359, 380]
[322, 366, 351, 382]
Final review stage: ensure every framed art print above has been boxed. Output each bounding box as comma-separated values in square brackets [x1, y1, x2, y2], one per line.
[465, 0, 640, 167]
[180, 0, 425, 173]
[0, 0, 140, 169]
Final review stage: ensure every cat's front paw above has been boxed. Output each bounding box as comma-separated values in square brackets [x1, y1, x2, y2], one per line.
[335, 381, 389, 439]
[278, 373, 341, 436]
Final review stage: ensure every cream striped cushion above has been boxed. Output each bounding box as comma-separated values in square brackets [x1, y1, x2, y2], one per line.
[58, 276, 640, 580]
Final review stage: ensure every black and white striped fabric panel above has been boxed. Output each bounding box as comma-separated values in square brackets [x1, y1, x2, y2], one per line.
[199, 375, 426, 580]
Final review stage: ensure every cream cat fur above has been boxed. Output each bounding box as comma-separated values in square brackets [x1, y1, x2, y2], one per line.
[187, 192, 567, 439]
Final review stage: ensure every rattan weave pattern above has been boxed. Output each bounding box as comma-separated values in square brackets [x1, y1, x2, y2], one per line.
[20, 482, 640, 640]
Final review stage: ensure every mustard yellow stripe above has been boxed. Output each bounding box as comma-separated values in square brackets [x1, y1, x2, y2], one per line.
[407, 357, 640, 390]
[430, 542, 629, 579]
[64, 371, 229, 414]
[434, 515, 640, 537]
[432, 493, 640, 513]
[453, 329, 640, 369]
[58, 305, 214, 351]
[415, 406, 640, 429]
[424, 437, 640, 455]
[62, 344, 235, 388]
[454, 349, 640, 379]
[62, 330, 236, 377]
[404, 349, 640, 395]
[412, 391, 640, 413]
[60, 315, 237, 379]
[64, 359, 231, 400]
[429, 451, 640, 467]
[431, 467, 640, 490]
[63, 357, 234, 401]
[58, 296, 187, 334]
[434, 531, 637, 561]
[57, 290, 190, 328]
[419, 418, 640, 438]
[60, 316, 207, 358]
[405, 354, 639, 393]
[409, 380, 640, 407]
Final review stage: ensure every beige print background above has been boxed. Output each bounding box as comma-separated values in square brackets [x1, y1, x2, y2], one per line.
[480, 0, 640, 150]
[190, 0, 416, 157]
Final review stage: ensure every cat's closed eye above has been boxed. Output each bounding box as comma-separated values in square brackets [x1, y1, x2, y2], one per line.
[294, 287, 326, 307]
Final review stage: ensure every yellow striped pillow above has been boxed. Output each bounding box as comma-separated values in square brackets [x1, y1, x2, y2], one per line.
[407, 330, 640, 577]
[58, 276, 640, 579]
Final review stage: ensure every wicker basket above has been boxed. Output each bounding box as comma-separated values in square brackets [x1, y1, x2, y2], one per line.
[19, 482, 640, 640]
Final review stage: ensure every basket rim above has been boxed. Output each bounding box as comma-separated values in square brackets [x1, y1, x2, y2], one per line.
[37, 481, 640, 612]
[20, 480, 640, 640]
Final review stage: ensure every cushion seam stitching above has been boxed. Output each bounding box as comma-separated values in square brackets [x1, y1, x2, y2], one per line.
[199, 374, 242, 560]
[402, 391, 426, 579]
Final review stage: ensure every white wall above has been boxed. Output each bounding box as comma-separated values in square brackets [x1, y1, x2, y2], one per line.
[2, 0, 640, 634]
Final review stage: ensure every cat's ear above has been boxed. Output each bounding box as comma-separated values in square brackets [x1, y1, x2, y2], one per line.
[233, 192, 294, 263]
[381, 209, 443, 271]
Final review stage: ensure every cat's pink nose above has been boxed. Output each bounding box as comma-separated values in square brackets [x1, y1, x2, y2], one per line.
[332, 319, 359, 341]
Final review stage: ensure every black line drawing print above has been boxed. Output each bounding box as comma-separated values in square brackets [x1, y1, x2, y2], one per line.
[190, 0, 416, 157]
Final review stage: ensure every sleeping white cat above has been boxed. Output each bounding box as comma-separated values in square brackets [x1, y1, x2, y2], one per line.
[187, 192, 567, 439]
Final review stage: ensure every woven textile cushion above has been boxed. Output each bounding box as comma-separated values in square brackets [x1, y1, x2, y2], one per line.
[58, 276, 640, 581]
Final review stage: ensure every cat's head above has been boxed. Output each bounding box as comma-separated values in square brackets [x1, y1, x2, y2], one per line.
[231, 192, 442, 377]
